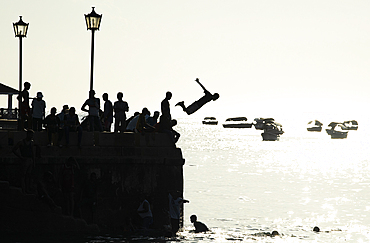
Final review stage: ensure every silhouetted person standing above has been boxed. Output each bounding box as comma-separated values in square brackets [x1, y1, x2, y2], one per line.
[31, 91, 46, 131]
[44, 107, 60, 146]
[60, 157, 79, 216]
[81, 90, 103, 132]
[102, 93, 113, 132]
[161, 91, 172, 120]
[12, 129, 36, 194]
[169, 192, 189, 235]
[18, 81, 31, 130]
[176, 78, 219, 115]
[113, 92, 129, 133]
[64, 107, 83, 148]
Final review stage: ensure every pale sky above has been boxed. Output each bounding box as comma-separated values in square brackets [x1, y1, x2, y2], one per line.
[1, 0, 370, 125]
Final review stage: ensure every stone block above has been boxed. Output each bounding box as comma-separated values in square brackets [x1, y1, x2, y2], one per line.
[33, 131, 48, 146]
[97, 132, 135, 147]
[134, 132, 174, 147]
[59, 131, 94, 146]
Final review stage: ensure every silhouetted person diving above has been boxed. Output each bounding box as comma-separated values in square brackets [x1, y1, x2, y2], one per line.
[175, 78, 219, 115]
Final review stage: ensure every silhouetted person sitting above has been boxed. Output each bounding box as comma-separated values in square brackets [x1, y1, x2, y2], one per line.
[64, 107, 82, 148]
[126, 112, 140, 132]
[155, 115, 180, 143]
[136, 108, 155, 133]
[147, 111, 160, 126]
[190, 215, 209, 233]
[176, 78, 219, 115]
[81, 90, 103, 132]
[44, 107, 60, 146]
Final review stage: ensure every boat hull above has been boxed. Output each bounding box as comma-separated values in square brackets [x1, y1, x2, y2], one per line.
[223, 123, 253, 128]
[262, 132, 280, 141]
[326, 129, 348, 139]
[307, 127, 322, 132]
[202, 121, 218, 125]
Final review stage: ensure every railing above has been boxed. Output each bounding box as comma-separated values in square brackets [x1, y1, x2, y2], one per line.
[0, 108, 18, 119]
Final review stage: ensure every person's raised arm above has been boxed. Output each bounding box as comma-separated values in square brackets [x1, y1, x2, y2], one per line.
[195, 78, 209, 93]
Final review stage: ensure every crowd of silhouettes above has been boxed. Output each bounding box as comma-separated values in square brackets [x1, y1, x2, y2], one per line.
[16, 81, 182, 147]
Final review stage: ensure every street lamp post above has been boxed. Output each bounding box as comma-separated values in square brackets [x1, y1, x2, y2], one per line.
[13, 16, 29, 125]
[85, 7, 102, 92]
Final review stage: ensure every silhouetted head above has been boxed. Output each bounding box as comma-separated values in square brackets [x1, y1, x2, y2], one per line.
[190, 215, 197, 223]
[36, 91, 43, 99]
[153, 111, 160, 119]
[117, 92, 123, 100]
[271, 231, 279, 237]
[62, 105, 69, 112]
[212, 93, 219, 101]
[166, 91, 172, 100]
[134, 111, 140, 116]
[102, 93, 108, 101]
[313, 226, 320, 232]
[50, 107, 57, 115]
[142, 107, 149, 115]
[89, 90, 96, 98]
[24, 82, 31, 90]
[69, 107, 76, 115]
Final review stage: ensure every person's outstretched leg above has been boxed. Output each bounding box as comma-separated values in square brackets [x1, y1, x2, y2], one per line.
[175, 101, 188, 112]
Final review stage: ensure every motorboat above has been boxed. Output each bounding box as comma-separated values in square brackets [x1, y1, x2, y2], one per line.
[261, 122, 284, 141]
[253, 118, 276, 130]
[222, 117, 253, 128]
[202, 117, 218, 125]
[307, 120, 323, 132]
[326, 122, 348, 139]
[341, 120, 358, 130]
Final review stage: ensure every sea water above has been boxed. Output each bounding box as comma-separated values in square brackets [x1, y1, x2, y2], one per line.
[174, 117, 370, 242]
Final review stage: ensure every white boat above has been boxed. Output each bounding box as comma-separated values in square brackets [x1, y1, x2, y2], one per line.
[341, 120, 358, 130]
[222, 117, 253, 128]
[326, 122, 348, 139]
[261, 122, 284, 141]
[202, 117, 218, 125]
[307, 120, 323, 132]
[253, 118, 275, 130]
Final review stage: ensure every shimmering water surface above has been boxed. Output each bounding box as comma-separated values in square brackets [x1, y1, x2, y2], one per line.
[175, 117, 370, 242]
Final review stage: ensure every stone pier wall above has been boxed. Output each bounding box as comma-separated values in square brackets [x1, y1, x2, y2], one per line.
[0, 130, 185, 233]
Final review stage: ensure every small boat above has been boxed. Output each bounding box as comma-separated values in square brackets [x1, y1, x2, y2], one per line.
[307, 120, 323, 132]
[261, 122, 284, 141]
[341, 120, 358, 130]
[222, 117, 253, 128]
[326, 122, 348, 139]
[202, 117, 218, 125]
[253, 118, 275, 130]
